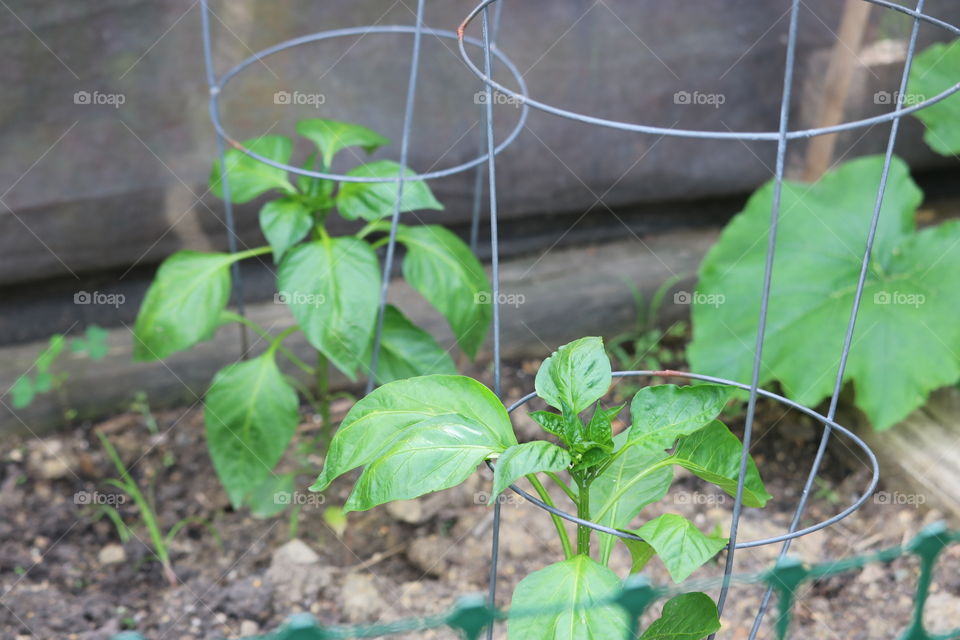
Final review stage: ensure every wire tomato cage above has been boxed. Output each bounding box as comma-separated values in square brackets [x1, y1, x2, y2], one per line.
[197, 0, 960, 637]
[456, 0, 960, 638]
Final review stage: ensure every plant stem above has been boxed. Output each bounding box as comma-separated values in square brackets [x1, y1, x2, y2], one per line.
[527, 475, 573, 560]
[316, 352, 332, 446]
[231, 246, 271, 262]
[576, 478, 592, 556]
[220, 312, 314, 376]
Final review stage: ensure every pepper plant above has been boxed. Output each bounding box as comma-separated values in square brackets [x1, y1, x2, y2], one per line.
[132, 118, 491, 509]
[314, 336, 771, 637]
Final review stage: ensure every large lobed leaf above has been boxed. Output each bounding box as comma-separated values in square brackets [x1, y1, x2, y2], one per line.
[688, 155, 960, 430]
[204, 352, 300, 508]
[907, 39, 960, 156]
[312, 375, 516, 493]
[133, 251, 236, 361]
[507, 555, 630, 640]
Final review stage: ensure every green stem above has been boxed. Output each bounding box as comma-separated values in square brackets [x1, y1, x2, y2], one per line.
[527, 475, 573, 560]
[230, 246, 272, 262]
[576, 477, 592, 556]
[221, 312, 314, 375]
[545, 471, 578, 503]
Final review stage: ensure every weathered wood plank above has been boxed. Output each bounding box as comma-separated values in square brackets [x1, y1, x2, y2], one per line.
[0, 229, 716, 437]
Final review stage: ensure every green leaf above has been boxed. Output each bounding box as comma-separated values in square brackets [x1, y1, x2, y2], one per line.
[210, 136, 296, 203]
[259, 197, 314, 263]
[370, 305, 456, 384]
[204, 351, 300, 508]
[33, 372, 53, 393]
[625, 384, 729, 450]
[621, 539, 655, 574]
[312, 375, 515, 492]
[591, 432, 673, 564]
[35, 335, 65, 372]
[639, 592, 721, 640]
[133, 251, 235, 361]
[535, 337, 612, 415]
[397, 225, 491, 358]
[277, 238, 380, 379]
[337, 160, 442, 221]
[296, 153, 335, 209]
[631, 514, 727, 583]
[245, 473, 295, 519]
[687, 155, 959, 430]
[584, 402, 621, 450]
[344, 414, 502, 512]
[907, 39, 960, 156]
[507, 556, 629, 640]
[297, 118, 390, 168]
[10, 376, 35, 409]
[492, 441, 572, 499]
[72, 325, 109, 360]
[671, 421, 772, 508]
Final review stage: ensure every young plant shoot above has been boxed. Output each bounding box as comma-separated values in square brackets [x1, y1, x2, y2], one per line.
[131, 119, 491, 511]
[315, 336, 771, 638]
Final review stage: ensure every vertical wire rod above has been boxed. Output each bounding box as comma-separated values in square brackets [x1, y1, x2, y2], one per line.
[480, 8, 504, 640]
[747, 2, 926, 636]
[365, 0, 427, 394]
[709, 1, 803, 633]
[468, 0, 503, 253]
[201, 0, 248, 356]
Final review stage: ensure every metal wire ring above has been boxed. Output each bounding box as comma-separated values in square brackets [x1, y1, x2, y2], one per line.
[497, 370, 880, 549]
[457, 0, 960, 142]
[209, 25, 529, 183]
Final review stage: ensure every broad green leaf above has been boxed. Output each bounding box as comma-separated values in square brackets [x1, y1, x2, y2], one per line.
[245, 472, 295, 519]
[337, 160, 442, 221]
[296, 153, 335, 210]
[260, 197, 314, 263]
[631, 514, 727, 583]
[344, 414, 501, 511]
[507, 555, 629, 640]
[492, 441, 572, 499]
[72, 325, 109, 360]
[371, 305, 457, 384]
[133, 251, 236, 361]
[398, 225, 491, 358]
[591, 432, 673, 564]
[907, 39, 960, 155]
[671, 421, 772, 507]
[210, 136, 296, 203]
[626, 384, 729, 450]
[277, 237, 380, 379]
[640, 592, 721, 640]
[297, 118, 391, 168]
[312, 375, 515, 491]
[10, 376, 34, 409]
[535, 337, 612, 415]
[621, 539, 655, 574]
[687, 155, 960, 430]
[204, 351, 300, 508]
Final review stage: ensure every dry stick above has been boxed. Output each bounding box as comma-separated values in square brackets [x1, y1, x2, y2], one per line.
[802, 0, 874, 182]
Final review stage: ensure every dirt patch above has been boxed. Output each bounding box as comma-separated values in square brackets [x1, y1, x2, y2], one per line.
[1, 361, 958, 639]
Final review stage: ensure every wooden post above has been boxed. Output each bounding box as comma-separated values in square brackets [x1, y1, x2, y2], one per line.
[802, 0, 873, 182]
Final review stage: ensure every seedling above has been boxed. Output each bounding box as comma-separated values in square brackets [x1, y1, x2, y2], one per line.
[132, 118, 491, 510]
[96, 432, 221, 586]
[8, 326, 108, 416]
[314, 336, 771, 637]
